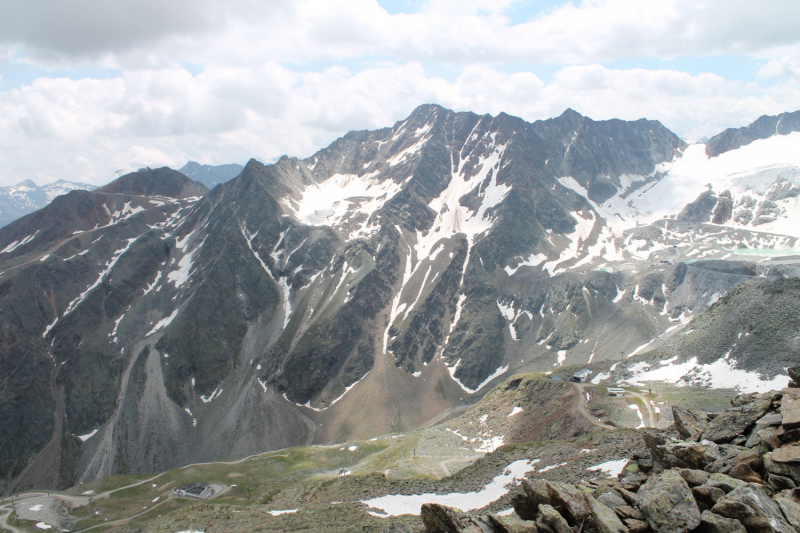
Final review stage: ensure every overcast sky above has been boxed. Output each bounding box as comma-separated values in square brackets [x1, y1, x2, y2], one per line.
[1, 0, 799, 186]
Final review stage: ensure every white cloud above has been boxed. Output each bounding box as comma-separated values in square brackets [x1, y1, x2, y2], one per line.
[0, 0, 799, 185]
[3, 0, 800, 67]
[1, 61, 798, 185]
[758, 46, 800, 82]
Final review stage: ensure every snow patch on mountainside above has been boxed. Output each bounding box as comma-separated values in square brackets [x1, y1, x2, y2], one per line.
[446, 359, 509, 394]
[361, 459, 538, 516]
[63, 238, 138, 317]
[1, 230, 39, 254]
[146, 309, 179, 336]
[286, 172, 404, 227]
[620, 354, 791, 393]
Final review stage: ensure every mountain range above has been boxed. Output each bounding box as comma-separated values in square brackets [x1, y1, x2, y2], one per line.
[1, 104, 799, 496]
[0, 163, 245, 230]
[0, 179, 96, 228]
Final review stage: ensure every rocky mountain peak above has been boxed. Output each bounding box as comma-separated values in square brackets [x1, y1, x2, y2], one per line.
[177, 160, 244, 189]
[706, 110, 800, 157]
[97, 166, 208, 198]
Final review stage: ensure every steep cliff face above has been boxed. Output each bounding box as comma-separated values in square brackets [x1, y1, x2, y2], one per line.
[1, 105, 798, 495]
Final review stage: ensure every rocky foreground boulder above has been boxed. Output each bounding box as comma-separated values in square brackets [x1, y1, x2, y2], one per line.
[417, 367, 800, 533]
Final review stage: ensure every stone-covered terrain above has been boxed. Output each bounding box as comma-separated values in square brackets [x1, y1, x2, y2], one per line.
[411, 371, 800, 533]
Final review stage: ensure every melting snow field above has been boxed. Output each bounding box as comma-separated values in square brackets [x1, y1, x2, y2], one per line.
[287, 173, 404, 227]
[267, 510, 299, 516]
[446, 360, 508, 394]
[361, 459, 538, 516]
[587, 459, 629, 478]
[78, 428, 99, 441]
[146, 309, 179, 336]
[624, 355, 790, 393]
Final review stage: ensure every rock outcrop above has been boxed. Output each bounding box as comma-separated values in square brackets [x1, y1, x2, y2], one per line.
[420, 386, 800, 533]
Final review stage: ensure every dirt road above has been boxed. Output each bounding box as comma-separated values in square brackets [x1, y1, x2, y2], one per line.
[570, 382, 615, 429]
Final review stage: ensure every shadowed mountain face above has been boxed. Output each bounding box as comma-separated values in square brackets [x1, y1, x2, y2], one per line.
[178, 161, 244, 189]
[96, 167, 208, 198]
[1, 104, 798, 495]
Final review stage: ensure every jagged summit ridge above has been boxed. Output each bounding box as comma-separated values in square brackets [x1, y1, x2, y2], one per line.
[0, 104, 798, 496]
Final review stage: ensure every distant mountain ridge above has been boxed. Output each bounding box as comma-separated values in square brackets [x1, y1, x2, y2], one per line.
[705, 109, 800, 157]
[0, 179, 96, 228]
[178, 161, 244, 189]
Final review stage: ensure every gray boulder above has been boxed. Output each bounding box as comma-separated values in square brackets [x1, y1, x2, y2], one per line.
[711, 484, 797, 533]
[586, 494, 628, 533]
[638, 470, 701, 533]
[704, 400, 772, 443]
[511, 479, 551, 520]
[706, 473, 749, 493]
[693, 486, 727, 509]
[537, 504, 573, 533]
[421, 503, 467, 533]
[697, 510, 746, 533]
[598, 491, 629, 510]
[644, 434, 723, 471]
[680, 469, 711, 487]
[673, 406, 710, 441]
[765, 452, 800, 485]
[773, 497, 800, 531]
[768, 473, 797, 491]
[788, 366, 800, 387]
[546, 481, 592, 525]
[781, 389, 800, 429]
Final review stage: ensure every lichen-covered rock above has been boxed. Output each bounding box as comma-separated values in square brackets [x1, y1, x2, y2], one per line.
[711, 484, 797, 533]
[625, 519, 650, 533]
[421, 503, 467, 533]
[773, 497, 800, 531]
[788, 366, 800, 386]
[780, 391, 800, 431]
[727, 463, 763, 484]
[511, 479, 551, 520]
[482, 513, 515, 533]
[706, 449, 763, 476]
[536, 504, 573, 533]
[746, 427, 781, 450]
[673, 406, 710, 441]
[693, 486, 727, 509]
[546, 481, 592, 526]
[615, 486, 641, 505]
[768, 473, 797, 491]
[696, 510, 746, 533]
[771, 446, 800, 463]
[644, 434, 723, 471]
[598, 491, 629, 510]
[765, 452, 800, 485]
[638, 470, 701, 533]
[586, 494, 628, 533]
[704, 400, 772, 443]
[706, 473, 748, 493]
[680, 469, 711, 487]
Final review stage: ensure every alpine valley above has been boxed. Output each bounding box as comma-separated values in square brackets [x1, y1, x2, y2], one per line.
[2, 104, 800, 501]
